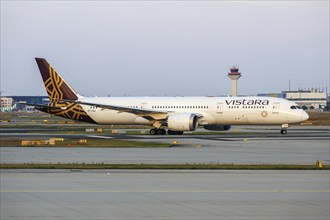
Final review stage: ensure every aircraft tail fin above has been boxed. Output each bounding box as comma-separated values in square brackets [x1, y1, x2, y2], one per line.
[35, 58, 79, 102]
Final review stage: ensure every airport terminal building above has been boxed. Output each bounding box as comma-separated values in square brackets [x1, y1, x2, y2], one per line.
[0, 97, 14, 111]
[0, 96, 48, 112]
[258, 89, 328, 110]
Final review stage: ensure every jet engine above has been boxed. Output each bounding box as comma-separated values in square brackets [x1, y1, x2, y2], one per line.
[203, 125, 231, 131]
[167, 113, 198, 131]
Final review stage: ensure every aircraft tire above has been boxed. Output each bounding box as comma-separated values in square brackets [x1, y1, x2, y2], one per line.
[150, 129, 157, 135]
[280, 129, 287, 135]
[156, 129, 166, 135]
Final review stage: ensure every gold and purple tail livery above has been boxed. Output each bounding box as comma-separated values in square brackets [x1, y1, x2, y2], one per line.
[35, 58, 78, 102]
[35, 58, 96, 123]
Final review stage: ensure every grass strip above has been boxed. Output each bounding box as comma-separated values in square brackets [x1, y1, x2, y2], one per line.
[0, 163, 329, 170]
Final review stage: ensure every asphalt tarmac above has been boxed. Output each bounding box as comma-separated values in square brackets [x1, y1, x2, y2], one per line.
[1, 126, 329, 220]
[1, 169, 329, 220]
[1, 126, 329, 164]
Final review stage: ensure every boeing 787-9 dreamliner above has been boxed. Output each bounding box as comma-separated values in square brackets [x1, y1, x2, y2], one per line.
[27, 58, 309, 135]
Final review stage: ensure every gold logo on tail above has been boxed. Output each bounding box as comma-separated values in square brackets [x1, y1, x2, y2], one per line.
[44, 66, 64, 101]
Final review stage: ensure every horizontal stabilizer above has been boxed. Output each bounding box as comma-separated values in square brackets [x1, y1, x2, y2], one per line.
[18, 103, 64, 110]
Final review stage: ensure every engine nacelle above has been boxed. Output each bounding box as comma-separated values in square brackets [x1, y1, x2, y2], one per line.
[204, 125, 231, 131]
[167, 113, 198, 131]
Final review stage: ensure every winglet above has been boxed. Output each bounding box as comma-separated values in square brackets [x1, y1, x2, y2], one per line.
[35, 58, 79, 102]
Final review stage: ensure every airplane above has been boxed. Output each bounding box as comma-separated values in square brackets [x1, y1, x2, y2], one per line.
[27, 58, 309, 135]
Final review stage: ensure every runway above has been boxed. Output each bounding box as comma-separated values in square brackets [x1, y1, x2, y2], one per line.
[1, 169, 329, 220]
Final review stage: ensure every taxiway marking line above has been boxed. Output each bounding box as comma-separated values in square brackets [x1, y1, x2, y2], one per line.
[1, 189, 329, 193]
[87, 135, 113, 139]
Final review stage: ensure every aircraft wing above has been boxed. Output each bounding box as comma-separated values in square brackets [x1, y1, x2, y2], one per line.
[69, 100, 170, 120]
[73, 100, 204, 120]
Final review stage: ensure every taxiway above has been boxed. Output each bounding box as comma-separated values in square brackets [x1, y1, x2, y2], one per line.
[1, 169, 329, 220]
[1, 126, 329, 164]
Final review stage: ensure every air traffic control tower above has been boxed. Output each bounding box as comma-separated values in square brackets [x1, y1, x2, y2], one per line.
[227, 66, 242, 96]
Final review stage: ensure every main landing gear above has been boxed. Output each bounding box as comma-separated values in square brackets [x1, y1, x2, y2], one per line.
[150, 128, 166, 135]
[149, 129, 184, 135]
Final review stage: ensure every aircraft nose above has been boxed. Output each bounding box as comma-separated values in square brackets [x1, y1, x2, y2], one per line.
[301, 111, 309, 121]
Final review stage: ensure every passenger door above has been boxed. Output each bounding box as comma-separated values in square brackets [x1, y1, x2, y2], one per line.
[272, 102, 280, 114]
[216, 102, 224, 114]
[140, 102, 148, 109]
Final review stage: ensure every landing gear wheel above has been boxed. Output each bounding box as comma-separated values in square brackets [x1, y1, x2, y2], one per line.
[150, 128, 166, 135]
[150, 129, 157, 135]
[156, 129, 166, 135]
[281, 129, 287, 135]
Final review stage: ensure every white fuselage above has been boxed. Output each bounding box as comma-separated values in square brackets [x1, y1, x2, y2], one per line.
[79, 96, 308, 126]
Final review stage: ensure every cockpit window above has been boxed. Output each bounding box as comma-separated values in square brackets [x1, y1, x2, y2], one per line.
[291, 105, 302, 109]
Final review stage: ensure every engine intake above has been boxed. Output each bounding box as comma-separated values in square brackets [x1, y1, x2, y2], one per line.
[167, 113, 198, 131]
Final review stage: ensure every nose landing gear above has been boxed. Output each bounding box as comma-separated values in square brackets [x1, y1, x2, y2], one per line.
[280, 124, 289, 135]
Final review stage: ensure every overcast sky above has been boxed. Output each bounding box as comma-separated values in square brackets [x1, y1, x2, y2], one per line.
[1, 1, 329, 97]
